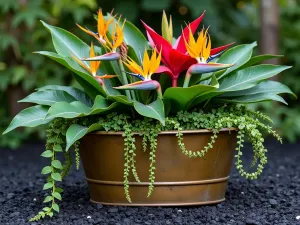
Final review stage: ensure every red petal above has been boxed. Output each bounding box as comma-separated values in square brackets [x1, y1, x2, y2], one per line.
[156, 65, 174, 77]
[168, 49, 197, 78]
[174, 11, 206, 53]
[211, 42, 235, 55]
[141, 20, 173, 67]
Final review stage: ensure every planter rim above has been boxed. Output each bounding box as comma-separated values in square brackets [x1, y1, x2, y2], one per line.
[92, 128, 238, 136]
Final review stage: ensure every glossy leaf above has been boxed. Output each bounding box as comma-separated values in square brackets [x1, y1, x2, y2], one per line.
[133, 99, 165, 125]
[217, 65, 291, 92]
[36, 51, 106, 98]
[215, 42, 257, 79]
[3, 105, 51, 134]
[41, 21, 90, 63]
[164, 76, 219, 112]
[19, 90, 77, 106]
[65, 123, 102, 151]
[218, 93, 288, 105]
[220, 80, 296, 98]
[46, 96, 118, 120]
[37, 85, 93, 107]
[239, 54, 283, 70]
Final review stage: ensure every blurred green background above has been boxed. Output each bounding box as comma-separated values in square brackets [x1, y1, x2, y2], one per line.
[0, 0, 299, 148]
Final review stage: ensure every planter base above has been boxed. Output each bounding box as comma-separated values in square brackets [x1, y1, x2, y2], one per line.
[80, 129, 237, 206]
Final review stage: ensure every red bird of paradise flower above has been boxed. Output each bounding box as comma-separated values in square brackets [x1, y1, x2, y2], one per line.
[72, 43, 117, 86]
[142, 11, 234, 87]
[114, 49, 163, 98]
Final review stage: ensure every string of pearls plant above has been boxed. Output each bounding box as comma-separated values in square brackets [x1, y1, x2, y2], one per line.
[31, 105, 281, 221]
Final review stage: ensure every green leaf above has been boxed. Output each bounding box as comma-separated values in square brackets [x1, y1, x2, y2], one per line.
[52, 192, 62, 201]
[41, 21, 89, 61]
[36, 51, 105, 98]
[52, 203, 59, 212]
[239, 54, 283, 69]
[41, 150, 53, 158]
[107, 95, 133, 105]
[51, 173, 62, 182]
[218, 93, 288, 105]
[46, 101, 91, 119]
[65, 123, 102, 151]
[19, 90, 77, 106]
[43, 207, 51, 212]
[164, 76, 219, 112]
[216, 42, 257, 79]
[46, 96, 118, 120]
[53, 145, 63, 152]
[220, 80, 296, 98]
[37, 85, 93, 107]
[41, 166, 53, 174]
[3, 105, 51, 134]
[43, 196, 53, 203]
[43, 182, 53, 190]
[217, 65, 291, 92]
[133, 98, 165, 125]
[51, 160, 63, 169]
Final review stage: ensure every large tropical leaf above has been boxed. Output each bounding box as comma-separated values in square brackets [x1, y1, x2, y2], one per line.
[37, 85, 93, 107]
[239, 54, 283, 70]
[164, 75, 219, 112]
[36, 51, 106, 98]
[45, 96, 118, 120]
[3, 105, 51, 134]
[217, 93, 288, 105]
[65, 123, 102, 151]
[215, 42, 257, 79]
[217, 65, 291, 92]
[41, 21, 90, 63]
[220, 80, 296, 98]
[133, 98, 165, 125]
[19, 90, 77, 106]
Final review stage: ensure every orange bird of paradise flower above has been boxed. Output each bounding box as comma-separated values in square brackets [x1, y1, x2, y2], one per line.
[72, 43, 117, 86]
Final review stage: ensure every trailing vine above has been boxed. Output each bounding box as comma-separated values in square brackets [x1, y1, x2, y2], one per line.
[32, 105, 282, 220]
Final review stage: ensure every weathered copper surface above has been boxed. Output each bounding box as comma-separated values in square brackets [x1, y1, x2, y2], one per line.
[80, 129, 237, 206]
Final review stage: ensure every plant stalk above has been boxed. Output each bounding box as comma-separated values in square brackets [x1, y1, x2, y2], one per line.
[183, 72, 192, 88]
[118, 59, 135, 101]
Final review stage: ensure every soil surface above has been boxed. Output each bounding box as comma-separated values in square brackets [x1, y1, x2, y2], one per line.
[0, 140, 300, 225]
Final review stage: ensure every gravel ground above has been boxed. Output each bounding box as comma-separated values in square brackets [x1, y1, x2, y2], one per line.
[0, 140, 300, 225]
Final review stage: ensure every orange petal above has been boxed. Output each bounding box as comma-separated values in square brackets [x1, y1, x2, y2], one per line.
[71, 55, 91, 74]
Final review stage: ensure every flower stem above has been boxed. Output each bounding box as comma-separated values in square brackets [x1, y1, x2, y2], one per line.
[118, 59, 135, 101]
[183, 72, 192, 88]
[172, 78, 177, 87]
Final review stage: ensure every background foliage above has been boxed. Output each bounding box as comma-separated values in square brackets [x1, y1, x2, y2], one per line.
[1, 0, 299, 148]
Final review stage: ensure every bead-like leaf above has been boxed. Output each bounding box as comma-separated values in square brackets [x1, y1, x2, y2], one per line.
[51, 160, 63, 169]
[41, 166, 52, 175]
[41, 150, 53, 158]
[52, 192, 62, 201]
[43, 182, 53, 190]
[51, 173, 62, 182]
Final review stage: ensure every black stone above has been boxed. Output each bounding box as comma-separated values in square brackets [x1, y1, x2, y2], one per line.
[0, 141, 299, 224]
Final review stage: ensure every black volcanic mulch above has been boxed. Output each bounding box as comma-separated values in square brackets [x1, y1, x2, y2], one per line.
[0, 140, 300, 225]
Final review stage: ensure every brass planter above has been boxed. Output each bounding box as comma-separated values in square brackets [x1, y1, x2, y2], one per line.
[79, 128, 237, 206]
